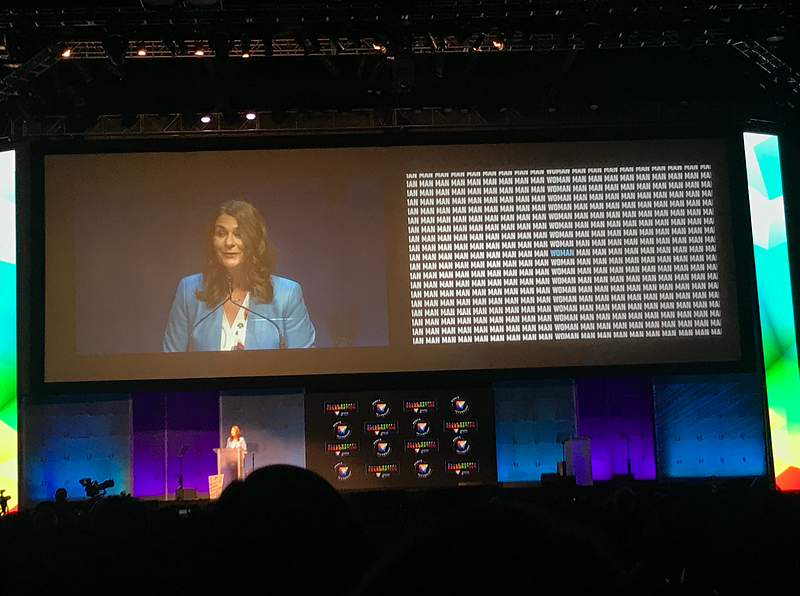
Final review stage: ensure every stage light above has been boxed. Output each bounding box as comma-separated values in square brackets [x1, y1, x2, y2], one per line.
[245, 111, 257, 120]
[212, 30, 231, 60]
[103, 33, 128, 67]
[162, 28, 179, 55]
[136, 42, 146, 56]
[678, 18, 699, 51]
[262, 32, 274, 57]
[61, 47, 72, 58]
[194, 41, 205, 56]
[200, 114, 211, 123]
[241, 33, 251, 58]
[492, 35, 506, 51]
[296, 30, 321, 55]
[470, 33, 486, 52]
[428, 31, 445, 52]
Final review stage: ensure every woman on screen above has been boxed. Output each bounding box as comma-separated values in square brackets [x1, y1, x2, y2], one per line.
[163, 200, 315, 351]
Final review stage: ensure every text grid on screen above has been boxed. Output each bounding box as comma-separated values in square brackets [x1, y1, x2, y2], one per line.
[407, 166, 721, 345]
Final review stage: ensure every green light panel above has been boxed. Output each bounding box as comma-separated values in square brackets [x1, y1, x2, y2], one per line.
[0, 149, 16, 512]
[744, 132, 800, 489]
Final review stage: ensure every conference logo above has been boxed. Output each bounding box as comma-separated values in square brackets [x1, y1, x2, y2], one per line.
[366, 463, 399, 478]
[444, 419, 477, 434]
[451, 396, 470, 414]
[373, 439, 392, 457]
[364, 421, 399, 435]
[325, 441, 359, 456]
[404, 398, 437, 413]
[413, 418, 431, 437]
[334, 462, 352, 481]
[325, 401, 358, 416]
[372, 399, 390, 417]
[333, 421, 351, 439]
[404, 438, 439, 453]
[452, 436, 471, 454]
[414, 460, 432, 479]
[445, 460, 479, 476]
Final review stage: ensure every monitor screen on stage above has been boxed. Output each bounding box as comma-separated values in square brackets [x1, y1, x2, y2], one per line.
[42, 138, 742, 383]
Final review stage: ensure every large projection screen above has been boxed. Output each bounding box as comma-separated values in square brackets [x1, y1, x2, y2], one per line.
[43, 139, 742, 383]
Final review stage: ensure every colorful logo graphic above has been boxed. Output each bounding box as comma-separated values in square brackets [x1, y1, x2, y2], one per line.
[446, 460, 480, 475]
[451, 396, 470, 414]
[333, 421, 351, 439]
[325, 401, 358, 416]
[325, 441, 359, 456]
[404, 438, 439, 453]
[373, 439, 392, 456]
[452, 436, 471, 454]
[404, 399, 437, 413]
[334, 462, 352, 480]
[366, 463, 399, 478]
[372, 399, 390, 417]
[444, 419, 477, 434]
[413, 418, 431, 436]
[414, 460, 432, 478]
[364, 421, 399, 435]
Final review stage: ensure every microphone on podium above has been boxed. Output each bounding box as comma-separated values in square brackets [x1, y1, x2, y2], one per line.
[185, 280, 233, 351]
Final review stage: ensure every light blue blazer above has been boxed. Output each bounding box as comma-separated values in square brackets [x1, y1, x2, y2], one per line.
[163, 273, 315, 352]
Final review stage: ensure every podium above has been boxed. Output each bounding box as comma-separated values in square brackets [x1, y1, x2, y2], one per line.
[213, 447, 246, 492]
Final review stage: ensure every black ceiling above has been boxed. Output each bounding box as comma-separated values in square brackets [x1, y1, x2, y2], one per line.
[1, 1, 800, 138]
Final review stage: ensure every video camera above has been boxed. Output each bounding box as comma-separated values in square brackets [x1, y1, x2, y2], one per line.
[79, 477, 115, 498]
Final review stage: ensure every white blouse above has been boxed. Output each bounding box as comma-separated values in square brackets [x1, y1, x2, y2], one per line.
[220, 292, 250, 351]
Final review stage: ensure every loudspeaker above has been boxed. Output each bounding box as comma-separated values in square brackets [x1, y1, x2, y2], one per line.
[175, 488, 197, 500]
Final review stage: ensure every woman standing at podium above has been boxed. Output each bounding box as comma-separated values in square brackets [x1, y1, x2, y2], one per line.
[226, 425, 247, 452]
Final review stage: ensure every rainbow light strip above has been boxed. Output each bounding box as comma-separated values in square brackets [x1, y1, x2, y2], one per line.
[0, 150, 16, 513]
[744, 132, 800, 490]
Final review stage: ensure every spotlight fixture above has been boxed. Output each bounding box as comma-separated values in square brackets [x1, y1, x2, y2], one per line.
[677, 18, 699, 51]
[245, 111, 257, 121]
[211, 30, 231, 60]
[262, 32, 274, 57]
[200, 114, 212, 124]
[492, 34, 506, 51]
[427, 31, 446, 52]
[194, 41, 205, 56]
[61, 47, 72, 58]
[241, 33, 251, 58]
[372, 41, 387, 53]
[296, 29, 321, 55]
[136, 42, 146, 56]
[102, 33, 128, 67]
[471, 32, 486, 52]
[162, 29, 179, 56]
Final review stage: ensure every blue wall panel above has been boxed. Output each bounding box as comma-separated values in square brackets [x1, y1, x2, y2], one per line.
[23, 396, 131, 501]
[494, 380, 576, 482]
[653, 374, 768, 478]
